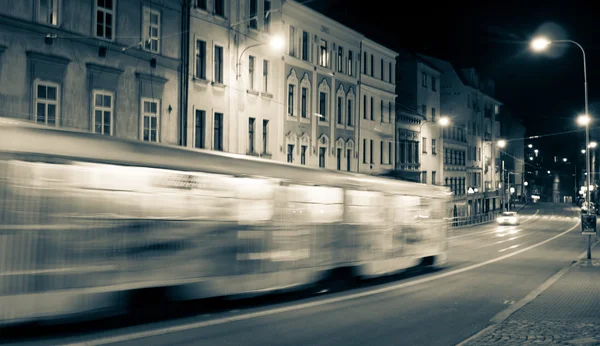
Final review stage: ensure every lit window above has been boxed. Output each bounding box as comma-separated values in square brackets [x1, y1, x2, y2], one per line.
[319, 39, 328, 67]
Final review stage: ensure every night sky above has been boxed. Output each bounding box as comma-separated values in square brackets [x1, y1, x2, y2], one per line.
[306, 0, 599, 162]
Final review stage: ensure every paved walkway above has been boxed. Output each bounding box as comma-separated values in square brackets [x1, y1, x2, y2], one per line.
[459, 259, 600, 345]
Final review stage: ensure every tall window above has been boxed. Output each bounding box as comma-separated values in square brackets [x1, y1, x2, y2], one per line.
[288, 84, 295, 115]
[422, 72, 427, 87]
[388, 62, 392, 83]
[337, 148, 342, 170]
[380, 59, 384, 80]
[248, 56, 255, 89]
[195, 110, 205, 148]
[94, 0, 114, 40]
[35, 81, 59, 126]
[337, 96, 343, 124]
[249, 0, 257, 29]
[301, 87, 307, 118]
[347, 148, 351, 171]
[422, 104, 426, 116]
[337, 46, 343, 72]
[301, 145, 307, 165]
[432, 107, 436, 122]
[196, 0, 207, 10]
[38, 0, 58, 25]
[214, 45, 223, 84]
[422, 137, 427, 153]
[362, 138, 366, 163]
[319, 92, 327, 122]
[370, 97, 374, 121]
[92, 90, 113, 135]
[388, 102, 392, 123]
[287, 144, 294, 163]
[263, 60, 269, 92]
[432, 138, 436, 154]
[369, 139, 373, 164]
[319, 39, 328, 67]
[363, 51, 367, 74]
[214, 112, 223, 151]
[347, 99, 353, 126]
[301, 31, 309, 61]
[263, 0, 271, 32]
[248, 117, 255, 153]
[388, 142, 392, 164]
[432, 76, 437, 91]
[141, 98, 159, 142]
[143, 7, 160, 53]
[380, 100, 384, 122]
[319, 147, 326, 168]
[288, 26, 296, 56]
[214, 0, 224, 17]
[262, 120, 269, 154]
[348, 51, 353, 76]
[195, 40, 206, 79]
[370, 54, 374, 77]
[363, 95, 367, 119]
[380, 141, 383, 164]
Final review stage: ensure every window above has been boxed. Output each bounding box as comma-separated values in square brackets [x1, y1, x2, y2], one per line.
[370, 54, 374, 77]
[432, 138, 436, 154]
[214, 112, 223, 150]
[347, 99, 353, 126]
[388, 142, 392, 164]
[432, 76, 437, 91]
[263, 0, 271, 32]
[249, 0, 257, 29]
[363, 95, 367, 119]
[248, 56, 255, 89]
[301, 31, 309, 61]
[369, 139, 373, 164]
[214, 0, 224, 17]
[141, 98, 159, 142]
[337, 148, 342, 170]
[380, 100, 384, 122]
[422, 72, 427, 87]
[422, 137, 427, 153]
[143, 7, 160, 53]
[380, 141, 383, 164]
[301, 87, 307, 118]
[347, 148, 351, 171]
[319, 147, 326, 168]
[35, 81, 59, 126]
[301, 145, 307, 165]
[362, 138, 366, 163]
[263, 60, 269, 92]
[432, 107, 436, 122]
[195, 40, 206, 79]
[288, 84, 295, 115]
[195, 110, 205, 148]
[388, 62, 392, 83]
[319, 39, 328, 67]
[196, 0, 207, 10]
[348, 51, 353, 76]
[337, 46, 343, 72]
[92, 90, 113, 135]
[214, 45, 223, 84]
[422, 104, 426, 116]
[262, 119, 269, 153]
[388, 102, 392, 123]
[380, 59, 384, 80]
[288, 26, 295, 56]
[363, 52, 367, 74]
[422, 171, 427, 184]
[337, 96, 343, 124]
[38, 0, 58, 25]
[248, 117, 255, 153]
[319, 91, 327, 122]
[287, 144, 294, 163]
[370, 97, 374, 121]
[432, 171, 437, 185]
[94, 0, 114, 40]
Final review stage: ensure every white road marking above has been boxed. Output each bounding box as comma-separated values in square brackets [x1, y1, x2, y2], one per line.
[448, 209, 539, 240]
[62, 219, 580, 346]
[498, 244, 521, 252]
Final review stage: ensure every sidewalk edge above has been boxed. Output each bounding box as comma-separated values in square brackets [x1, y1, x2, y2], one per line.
[455, 324, 498, 346]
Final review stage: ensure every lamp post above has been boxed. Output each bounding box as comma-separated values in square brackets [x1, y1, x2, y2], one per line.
[235, 35, 284, 80]
[497, 139, 507, 211]
[531, 36, 593, 259]
[419, 116, 450, 185]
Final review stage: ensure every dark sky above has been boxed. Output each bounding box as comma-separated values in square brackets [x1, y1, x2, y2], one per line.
[306, 0, 599, 161]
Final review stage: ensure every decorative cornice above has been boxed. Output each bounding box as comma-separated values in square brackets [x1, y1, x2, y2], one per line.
[86, 62, 124, 76]
[26, 51, 70, 65]
[135, 72, 168, 85]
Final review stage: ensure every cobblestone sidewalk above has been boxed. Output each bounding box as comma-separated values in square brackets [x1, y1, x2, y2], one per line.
[459, 260, 600, 346]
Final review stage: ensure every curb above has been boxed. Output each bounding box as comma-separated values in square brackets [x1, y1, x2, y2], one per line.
[455, 231, 600, 346]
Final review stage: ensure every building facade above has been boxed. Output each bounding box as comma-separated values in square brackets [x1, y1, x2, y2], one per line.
[395, 51, 442, 185]
[0, 0, 183, 144]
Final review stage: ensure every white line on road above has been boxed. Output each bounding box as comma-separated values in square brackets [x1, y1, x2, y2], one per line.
[498, 244, 521, 252]
[63, 219, 580, 346]
[448, 209, 540, 240]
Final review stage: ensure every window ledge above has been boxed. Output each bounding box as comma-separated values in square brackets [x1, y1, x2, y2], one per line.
[336, 123, 345, 129]
[318, 120, 329, 126]
[346, 125, 354, 130]
[261, 92, 273, 99]
[246, 89, 259, 95]
[193, 77, 210, 85]
[246, 152, 260, 157]
[212, 82, 226, 88]
[260, 153, 272, 159]
[299, 117, 310, 124]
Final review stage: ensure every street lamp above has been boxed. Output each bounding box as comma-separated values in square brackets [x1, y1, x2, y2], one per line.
[419, 116, 450, 185]
[528, 144, 533, 149]
[236, 35, 284, 79]
[531, 35, 592, 258]
[563, 158, 568, 162]
[438, 116, 450, 126]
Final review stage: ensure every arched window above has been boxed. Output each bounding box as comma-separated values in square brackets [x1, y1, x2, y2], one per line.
[336, 85, 345, 127]
[317, 79, 330, 124]
[346, 87, 355, 127]
[286, 70, 299, 117]
[300, 73, 311, 121]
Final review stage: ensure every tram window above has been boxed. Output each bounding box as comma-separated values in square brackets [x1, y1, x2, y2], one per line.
[345, 190, 384, 224]
[392, 195, 420, 224]
[283, 184, 343, 224]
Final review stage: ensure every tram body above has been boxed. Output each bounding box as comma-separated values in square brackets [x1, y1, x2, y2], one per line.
[0, 119, 450, 325]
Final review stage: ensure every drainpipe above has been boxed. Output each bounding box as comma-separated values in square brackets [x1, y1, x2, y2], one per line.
[179, 0, 191, 146]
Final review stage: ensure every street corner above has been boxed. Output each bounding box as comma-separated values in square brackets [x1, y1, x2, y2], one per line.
[576, 259, 600, 267]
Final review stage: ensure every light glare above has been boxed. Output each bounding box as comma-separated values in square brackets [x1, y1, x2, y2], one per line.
[531, 37, 551, 51]
[497, 140, 506, 148]
[269, 35, 285, 51]
[577, 114, 591, 126]
[590, 142, 597, 148]
[438, 116, 450, 126]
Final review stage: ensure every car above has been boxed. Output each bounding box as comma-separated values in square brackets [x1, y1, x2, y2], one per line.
[497, 211, 519, 225]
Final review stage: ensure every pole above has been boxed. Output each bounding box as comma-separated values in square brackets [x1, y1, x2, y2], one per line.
[502, 160, 505, 211]
[507, 173, 511, 211]
[583, 45, 592, 259]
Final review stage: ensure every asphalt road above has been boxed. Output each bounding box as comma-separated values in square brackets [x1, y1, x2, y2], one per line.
[4, 203, 593, 346]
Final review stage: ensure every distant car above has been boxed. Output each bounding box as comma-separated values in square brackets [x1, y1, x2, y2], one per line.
[497, 211, 519, 225]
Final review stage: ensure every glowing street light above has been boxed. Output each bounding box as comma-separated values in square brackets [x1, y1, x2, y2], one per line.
[528, 144, 533, 148]
[269, 35, 285, 51]
[534, 149, 539, 154]
[563, 158, 568, 162]
[438, 116, 450, 126]
[582, 149, 587, 154]
[578, 114, 591, 126]
[530, 37, 551, 51]
[589, 141, 598, 148]
[497, 139, 506, 148]
[236, 35, 284, 79]
[524, 181, 529, 186]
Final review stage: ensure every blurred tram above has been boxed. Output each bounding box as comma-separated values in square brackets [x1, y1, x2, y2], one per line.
[0, 118, 450, 326]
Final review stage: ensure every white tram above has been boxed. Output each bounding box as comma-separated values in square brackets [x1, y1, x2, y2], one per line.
[0, 119, 450, 326]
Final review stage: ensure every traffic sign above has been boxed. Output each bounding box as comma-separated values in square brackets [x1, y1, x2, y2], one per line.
[581, 214, 597, 235]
